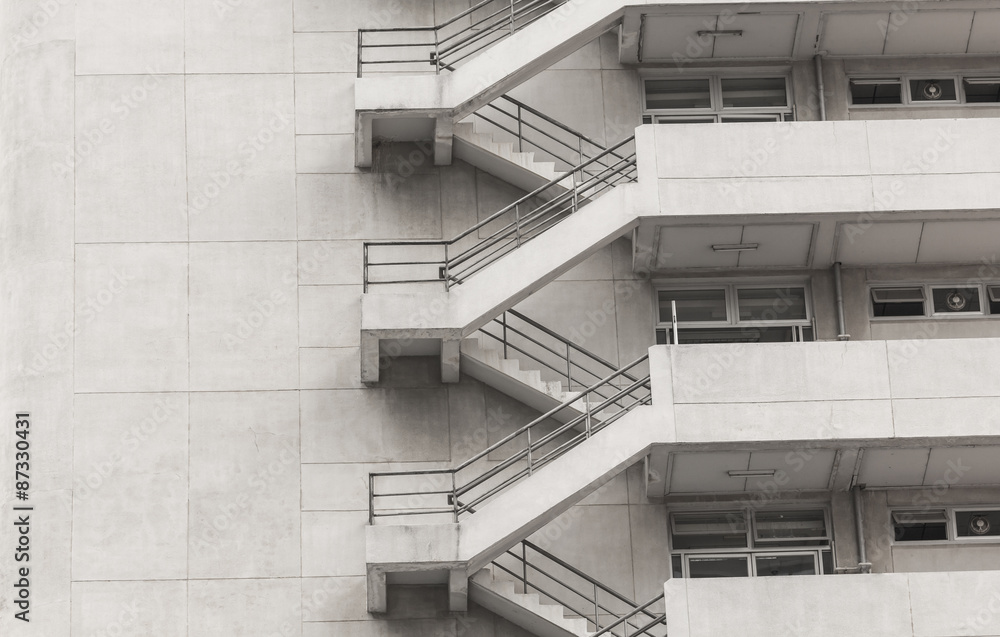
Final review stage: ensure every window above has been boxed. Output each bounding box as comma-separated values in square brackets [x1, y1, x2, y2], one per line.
[851, 74, 1000, 106]
[670, 509, 832, 578]
[656, 283, 813, 344]
[870, 283, 1000, 320]
[964, 78, 1000, 103]
[893, 508, 1000, 542]
[642, 75, 792, 124]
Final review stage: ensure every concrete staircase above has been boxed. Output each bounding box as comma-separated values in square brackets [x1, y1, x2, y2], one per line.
[453, 121, 562, 195]
[366, 403, 667, 611]
[355, 1, 629, 166]
[470, 569, 590, 637]
[460, 331, 587, 424]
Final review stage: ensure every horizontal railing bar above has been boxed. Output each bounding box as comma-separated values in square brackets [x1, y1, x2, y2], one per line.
[436, 0, 553, 55]
[359, 42, 437, 48]
[371, 489, 451, 498]
[504, 310, 634, 379]
[449, 136, 634, 245]
[491, 561, 602, 623]
[371, 508, 455, 518]
[370, 469, 452, 478]
[520, 540, 662, 618]
[591, 594, 666, 637]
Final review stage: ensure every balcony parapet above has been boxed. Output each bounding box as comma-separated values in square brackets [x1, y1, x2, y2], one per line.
[651, 338, 1000, 445]
[664, 570, 1000, 637]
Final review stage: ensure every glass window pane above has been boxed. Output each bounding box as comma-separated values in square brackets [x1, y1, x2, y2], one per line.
[720, 115, 782, 123]
[671, 555, 683, 579]
[645, 79, 712, 110]
[894, 522, 948, 542]
[850, 80, 902, 105]
[688, 556, 750, 578]
[989, 286, 1000, 315]
[931, 287, 981, 313]
[720, 78, 787, 108]
[755, 510, 827, 541]
[675, 326, 795, 344]
[964, 79, 1000, 103]
[737, 287, 807, 321]
[671, 512, 748, 550]
[821, 550, 834, 575]
[754, 554, 816, 576]
[658, 289, 728, 323]
[910, 78, 957, 102]
[956, 511, 1000, 538]
[654, 116, 717, 124]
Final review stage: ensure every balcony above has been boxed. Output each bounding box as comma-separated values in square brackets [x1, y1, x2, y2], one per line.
[634, 118, 1000, 272]
[663, 570, 1000, 637]
[646, 338, 1000, 497]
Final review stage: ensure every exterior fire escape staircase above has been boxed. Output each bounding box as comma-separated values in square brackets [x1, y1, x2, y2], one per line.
[359, 5, 666, 633]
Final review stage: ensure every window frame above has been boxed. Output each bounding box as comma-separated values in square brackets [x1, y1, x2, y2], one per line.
[642, 74, 794, 123]
[891, 506, 1000, 544]
[655, 280, 814, 343]
[849, 73, 1000, 108]
[669, 506, 834, 578]
[868, 282, 1000, 321]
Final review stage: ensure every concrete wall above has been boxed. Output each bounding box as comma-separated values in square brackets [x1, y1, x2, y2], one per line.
[4, 0, 1000, 634]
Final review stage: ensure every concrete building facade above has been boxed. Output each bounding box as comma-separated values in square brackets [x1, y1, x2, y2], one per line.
[3, 0, 1000, 635]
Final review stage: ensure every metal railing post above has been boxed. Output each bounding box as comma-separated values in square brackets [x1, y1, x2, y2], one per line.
[434, 37, 441, 74]
[363, 242, 369, 293]
[443, 243, 450, 290]
[357, 30, 363, 78]
[517, 104, 523, 152]
[565, 342, 571, 388]
[509, 0, 516, 35]
[585, 401, 592, 439]
[593, 583, 599, 629]
[514, 203, 522, 247]
[671, 300, 679, 345]
[502, 312, 509, 358]
[451, 473, 459, 519]
[526, 426, 533, 475]
[522, 542, 528, 593]
[369, 473, 375, 524]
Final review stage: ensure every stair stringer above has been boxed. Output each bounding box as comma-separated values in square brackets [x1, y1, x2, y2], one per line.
[361, 182, 649, 384]
[366, 405, 672, 612]
[355, 1, 629, 166]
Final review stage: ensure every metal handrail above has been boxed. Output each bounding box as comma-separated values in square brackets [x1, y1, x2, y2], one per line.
[479, 309, 642, 394]
[591, 593, 667, 637]
[357, 0, 567, 77]
[369, 354, 651, 523]
[364, 136, 637, 291]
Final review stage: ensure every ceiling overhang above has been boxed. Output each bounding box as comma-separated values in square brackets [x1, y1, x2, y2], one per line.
[635, 212, 1000, 273]
[620, 1, 1000, 64]
[647, 441, 1000, 499]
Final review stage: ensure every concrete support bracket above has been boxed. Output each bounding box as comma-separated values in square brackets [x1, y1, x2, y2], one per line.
[434, 117, 454, 166]
[441, 337, 461, 383]
[361, 331, 381, 384]
[448, 568, 469, 612]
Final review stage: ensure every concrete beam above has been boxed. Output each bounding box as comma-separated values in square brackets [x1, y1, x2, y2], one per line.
[434, 118, 453, 166]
